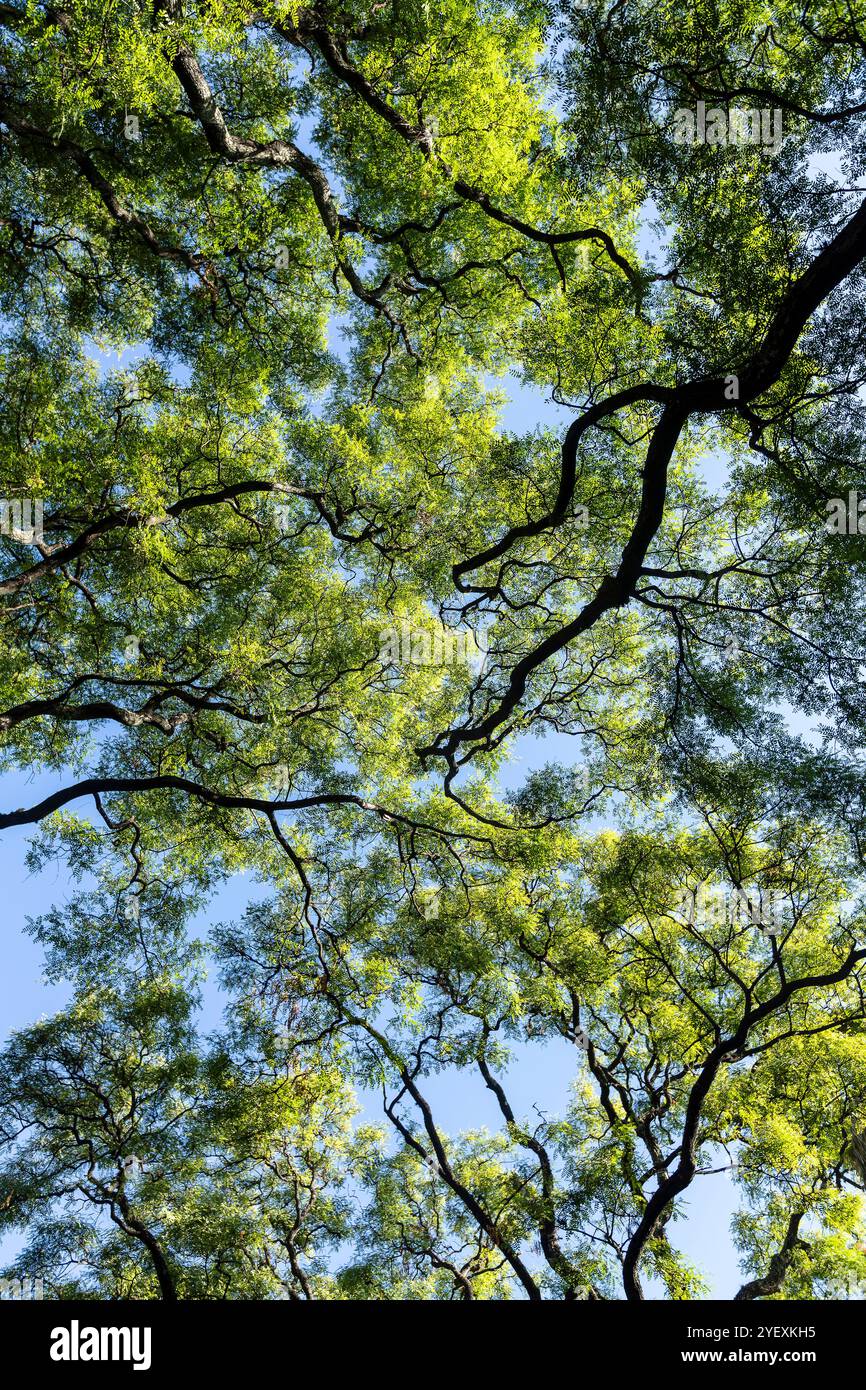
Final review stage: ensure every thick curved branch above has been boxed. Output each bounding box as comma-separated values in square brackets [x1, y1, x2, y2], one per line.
[733, 1212, 807, 1301]
[0, 773, 367, 830]
[420, 402, 687, 770]
[423, 190, 866, 771]
[273, 14, 644, 292]
[622, 948, 866, 1300]
[477, 1049, 589, 1299]
[0, 479, 350, 598]
[0, 104, 217, 292]
[167, 41, 415, 338]
[0, 773, 498, 858]
[0, 681, 267, 735]
[453, 382, 671, 589]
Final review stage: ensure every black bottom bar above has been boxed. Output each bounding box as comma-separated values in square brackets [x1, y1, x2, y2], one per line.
[0, 1297, 858, 1379]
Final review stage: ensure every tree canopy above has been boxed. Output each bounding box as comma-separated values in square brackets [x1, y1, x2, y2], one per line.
[2, 0, 866, 1301]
